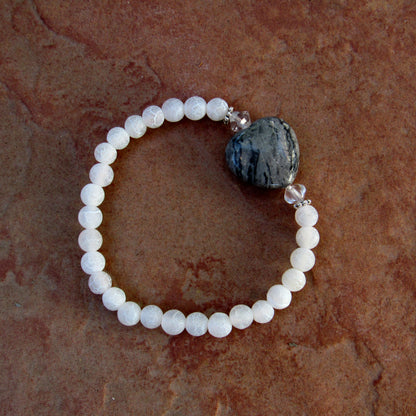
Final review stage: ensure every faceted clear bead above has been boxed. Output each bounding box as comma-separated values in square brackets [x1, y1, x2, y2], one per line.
[229, 111, 251, 132]
[284, 183, 306, 204]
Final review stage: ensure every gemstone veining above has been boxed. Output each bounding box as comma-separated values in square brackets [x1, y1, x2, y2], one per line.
[225, 117, 299, 189]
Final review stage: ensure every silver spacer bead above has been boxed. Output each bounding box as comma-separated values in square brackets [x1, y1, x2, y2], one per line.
[294, 199, 312, 209]
[223, 106, 234, 124]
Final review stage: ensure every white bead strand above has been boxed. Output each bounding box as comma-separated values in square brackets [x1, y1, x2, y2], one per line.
[78, 97, 320, 338]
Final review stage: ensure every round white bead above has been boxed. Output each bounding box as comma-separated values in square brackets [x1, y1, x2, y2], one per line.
[94, 142, 117, 165]
[140, 305, 163, 329]
[78, 229, 103, 252]
[142, 105, 164, 128]
[162, 98, 184, 122]
[88, 271, 112, 294]
[89, 163, 114, 187]
[282, 268, 306, 292]
[124, 115, 147, 138]
[78, 205, 103, 229]
[185, 312, 208, 336]
[267, 284, 292, 309]
[295, 205, 319, 227]
[106, 127, 130, 150]
[81, 251, 105, 274]
[208, 312, 232, 338]
[80, 183, 104, 206]
[229, 304, 254, 330]
[296, 226, 320, 249]
[184, 96, 206, 120]
[252, 300, 274, 324]
[117, 301, 141, 326]
[161, 309, 186, 335]
[207, 98, 228, 121]
[102, 287, 126, 311]
[290, 247, 316, 272]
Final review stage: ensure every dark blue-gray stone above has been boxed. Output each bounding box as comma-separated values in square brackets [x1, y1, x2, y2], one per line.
[225, 117, 299, 189]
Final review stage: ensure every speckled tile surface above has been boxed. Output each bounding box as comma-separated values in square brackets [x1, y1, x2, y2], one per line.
[1, 1, 415, 415]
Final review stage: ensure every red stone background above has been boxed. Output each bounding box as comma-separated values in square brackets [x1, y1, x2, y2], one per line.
[1, 1, 415, 415]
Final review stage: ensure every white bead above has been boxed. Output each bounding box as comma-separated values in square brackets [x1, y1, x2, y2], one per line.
[102, 287, 126, 311]
[184, 96, 206, 120]
[229, 304, 254, 330]
[252, 300, 274, 324]
[89, 163, 114, 187]
[80, 183, 105, 206]
[207, 98, 228, 121]
[162, 98, 184, 122]
[88, 271, 112, 294]
[185, 312, 208, 336]
[78, 229, 103, 252]
[161, 309, 186, 335]
[117, 301, 141, 326]
[296, 226, 320, 249]
[208, 312, 232, 338]
[282, 268, 306, 292]
[94, 142, 117, 164]
[142, 105, 164, 128]
[140, 305, 163, 329]
[106, 127, 130, 150]
[81, 251, 105, 274]
[290, 247, 316, 272]
[295, 205, 319, 227]
[78, 206, 103, 229]
[267, 284, 292, 309]
[124, 115, 147, 138]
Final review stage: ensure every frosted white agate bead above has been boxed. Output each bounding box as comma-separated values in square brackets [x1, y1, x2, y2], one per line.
[78, 229, 103, 252]
[81, 251, 105, 274]
[207, 98, 228, 121]
[142, 105, 164, 128]
[185, 312, 208, 336]
[124, 115, 147, 138]
[267, 284, 292, 309]
[106, 127, 130, 150]
[290, 247, 315, 272]
[252, 300, 274, 324]
[184, 96, 206, 120]
[94, 142, 117, 164]
[295, 205, 319, 227]
[296, 226, 320, 249]
[80, 183, 105, 206]
[140, 305, 163, 329]
[102, 287, 126, 311]
[208, 312, 232, 338]
[89, 163, 114, 187]
[229, 304, 254, 329]
[282, 268, 306, 292]
[88, 271, 112, 294]
[78, 206, 103, 229]
[117, 301, 141, 326]
[162, 98, 184, 122]
[161, 309, 186, 335]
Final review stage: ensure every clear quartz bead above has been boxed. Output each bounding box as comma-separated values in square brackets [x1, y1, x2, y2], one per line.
[229, 111, 251, 132]
[284, 184, 306, 204]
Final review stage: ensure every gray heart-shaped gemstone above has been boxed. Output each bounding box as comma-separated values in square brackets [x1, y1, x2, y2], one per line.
[225, 117, 299, 189]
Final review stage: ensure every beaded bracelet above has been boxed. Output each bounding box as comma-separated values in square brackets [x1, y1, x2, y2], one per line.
[78, 96, 319, 338]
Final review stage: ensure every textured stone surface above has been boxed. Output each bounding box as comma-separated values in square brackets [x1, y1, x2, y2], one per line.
[226, 117, 299, 188]
[1, 0, 416, 415]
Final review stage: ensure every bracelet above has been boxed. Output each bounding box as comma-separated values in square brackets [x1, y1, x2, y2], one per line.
[78, 96, 319, 338]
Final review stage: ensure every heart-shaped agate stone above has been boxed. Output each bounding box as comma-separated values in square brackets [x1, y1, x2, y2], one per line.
[225, 117, 299, 189]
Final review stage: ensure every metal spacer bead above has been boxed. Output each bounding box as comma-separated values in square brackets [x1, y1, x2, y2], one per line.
[294, 199, 312, 209]
[223, 106, 234, 124]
